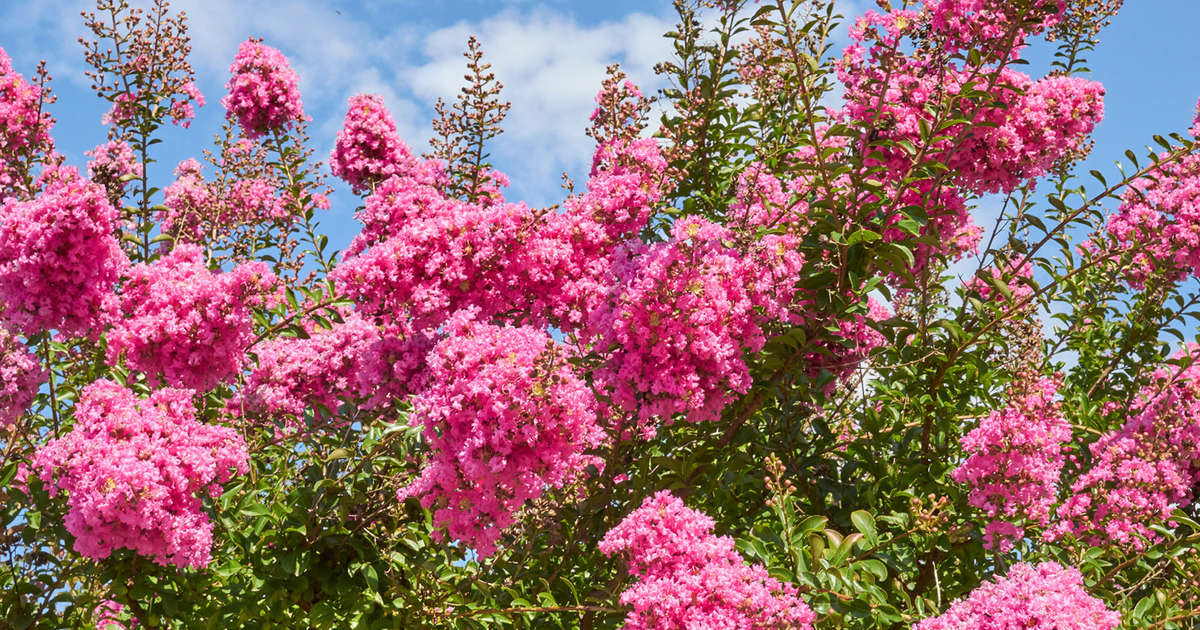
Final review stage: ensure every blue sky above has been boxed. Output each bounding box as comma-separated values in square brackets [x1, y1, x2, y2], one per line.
[0, 1, 1197, 256]
[1062, 3, 1200, 172]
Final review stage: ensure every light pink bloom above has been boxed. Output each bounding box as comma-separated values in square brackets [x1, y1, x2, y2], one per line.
[34, 380, 249, 569]
[913, 562, 1118, 630]
[600, 491, 815, 630]
[221, 39, 303, 139]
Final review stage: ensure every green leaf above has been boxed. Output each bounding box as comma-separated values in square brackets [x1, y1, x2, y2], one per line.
[850, 510, 878, 548]
[1133, 595, 1154, 619]
[797, 515, 828, 535]
[240, 503, 270, 518]
[858, 558, 888, 581]
[362, 563, 379, 591]
[847, 229, 882, 246]
[987, 273, 1014, 300]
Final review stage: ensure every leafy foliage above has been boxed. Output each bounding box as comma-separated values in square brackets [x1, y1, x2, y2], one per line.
[3, 1, 1200, 629]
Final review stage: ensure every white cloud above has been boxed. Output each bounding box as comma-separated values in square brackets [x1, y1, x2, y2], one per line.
[169, 0, 428, 141]
[1, 0, 866, 207]
[403, 8, 674, 202]
[175, 0, 675, 204]
[0, 1, 91, 86]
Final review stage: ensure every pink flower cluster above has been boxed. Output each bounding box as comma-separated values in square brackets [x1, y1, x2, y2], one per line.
[1191, 95, 1200, 138]
[106, 244, 279, 391]
[236, 311, 430, 424]
[227, 177, 287, 223]
[86, 140, 143, 202]
[335, 134, 666, 331]
[0, 46, 55, 196]
[94, 599, 136, 629]
[913, 562, 1118, 630]
[840, 19, 1104, 196]
[572, 138, 666, 242]
[168, 81, 205, 128]
[333, 194, 542, 329]
[951, 377, 1071, 551]
[599, 491, 815, 630]
[1051, 352, 1200, 549]
[33, 380, 249, 569]
[158, 158, 210, 241]
[585, 217, 772, 433]
[398, 314, 604, 557]
[727, 162, 805, 231]
[354, 323, 435, 410]
[239, 310, 379, 419]
[159, 158, 291, 243]
[531, 137, 668, 327]
[0, 324, 44, 426]
[221, 39, 304, 139]
[340, 162, 444, 256]
[968, 258, 1034, 304]
[835, 3, 1102, 266]
[0, 165, 127, 337]
[726, 163, 810, 317]
[950, 72, 1105, 196]
[330, 94, 421, 195]
[1105, 152, 1200, 287]
[924, 0, 1065, 62]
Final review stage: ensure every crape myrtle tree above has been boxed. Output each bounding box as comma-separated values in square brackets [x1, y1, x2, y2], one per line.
[4, 0, 1200, 627]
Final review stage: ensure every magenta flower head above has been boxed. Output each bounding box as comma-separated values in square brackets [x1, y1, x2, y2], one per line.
[600, 491, 816, 630]
[951, 376, 1070, 551]
[237, 309, 381, 421]
[1105, 151, 1200, 287]
[913, 562, 1118, 630]
[584, 216, 771, 435]
[1050, 348, 1200, 550]
[330, 93, 419, 195]
[33, 380, 249, 569]
[0, 45, 56, 197]
[106, 244, 280, 391]
[86, 140, 143, 204]
[0, 323, 45, 427]
[397, 312, 604, 558]
[93, 598, 136, 629]
[221, 38, 304, 139]
[0, 164, 128, 337]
